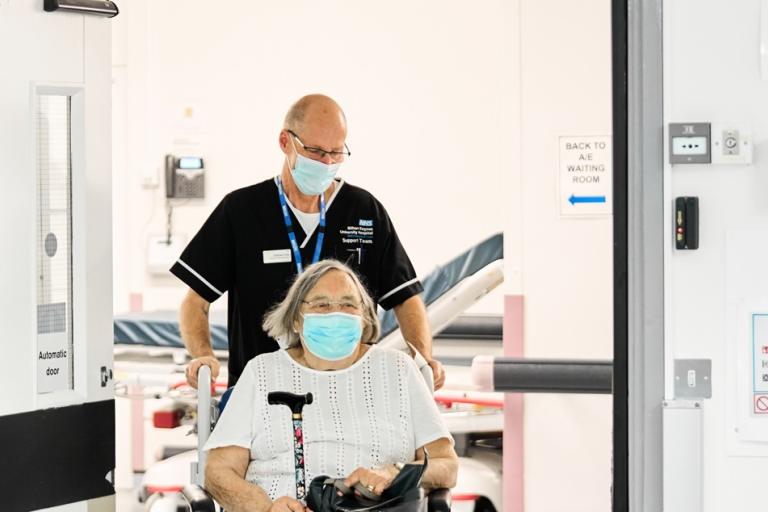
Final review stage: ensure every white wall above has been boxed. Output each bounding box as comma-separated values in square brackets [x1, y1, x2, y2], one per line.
[112, 0, 518, 315]
[112, 1, 613, 510]
[516, 0, 613, 511]
[664, 0, 768, 510]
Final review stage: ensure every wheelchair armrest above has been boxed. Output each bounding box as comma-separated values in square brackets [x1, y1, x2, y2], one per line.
[427, 487, 452, 512]
[181, 484, 216, 512]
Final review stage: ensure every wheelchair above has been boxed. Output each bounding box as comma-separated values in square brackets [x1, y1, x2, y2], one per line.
[179, 365, 452, 512]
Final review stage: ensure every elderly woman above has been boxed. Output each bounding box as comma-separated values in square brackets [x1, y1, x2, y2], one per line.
[203, 259, 458, 512]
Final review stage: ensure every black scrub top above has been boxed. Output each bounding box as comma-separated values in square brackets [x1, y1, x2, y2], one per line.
[170, 177, 423, 386]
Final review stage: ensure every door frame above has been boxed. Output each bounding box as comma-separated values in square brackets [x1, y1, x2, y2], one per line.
[613, 0, 666, 511]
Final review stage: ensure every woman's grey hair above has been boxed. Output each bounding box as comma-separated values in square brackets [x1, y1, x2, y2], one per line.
[262, 259, 381, 349]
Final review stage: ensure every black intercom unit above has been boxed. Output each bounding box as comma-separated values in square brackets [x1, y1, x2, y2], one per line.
[675, 197, 699, 250]
[165, 154, 205, 199]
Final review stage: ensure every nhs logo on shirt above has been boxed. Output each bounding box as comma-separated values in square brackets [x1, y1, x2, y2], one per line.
[340, 220, 374, 246]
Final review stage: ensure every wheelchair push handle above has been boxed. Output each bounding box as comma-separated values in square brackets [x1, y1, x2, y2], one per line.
[195, 364, 213, 487]
[267, 391, 314, 415]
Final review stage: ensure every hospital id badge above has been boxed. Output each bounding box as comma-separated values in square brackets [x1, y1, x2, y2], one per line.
[263, 249, 292, 264]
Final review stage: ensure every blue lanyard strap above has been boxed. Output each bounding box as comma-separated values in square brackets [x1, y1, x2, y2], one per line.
[276, 177, 326, 274]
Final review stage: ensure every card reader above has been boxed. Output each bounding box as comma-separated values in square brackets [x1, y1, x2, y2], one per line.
[675, 197, 699, 250]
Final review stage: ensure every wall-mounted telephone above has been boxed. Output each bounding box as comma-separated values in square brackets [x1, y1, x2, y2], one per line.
[165, 154, 205, 199]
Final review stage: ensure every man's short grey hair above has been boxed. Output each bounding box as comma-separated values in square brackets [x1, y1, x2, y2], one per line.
[283, 94, 346, 133]
[283, 97, 309, 133]
[262, 259, 380, 349]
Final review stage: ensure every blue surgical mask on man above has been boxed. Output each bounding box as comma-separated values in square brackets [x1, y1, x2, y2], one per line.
[301, 312, 362, 361]
[289, 138, 340, 195]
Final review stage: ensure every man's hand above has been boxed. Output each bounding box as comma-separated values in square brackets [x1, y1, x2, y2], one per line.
[427, 358, 445, 390]
[343, 465, 399, 497]
[393, 296, 446, 389]
[268, 496, 307, 512]
[186, 355, 221, 389]
[179, 288, 219, 388]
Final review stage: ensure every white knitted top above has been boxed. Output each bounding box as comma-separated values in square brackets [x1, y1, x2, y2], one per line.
[204, 346, 452, 500]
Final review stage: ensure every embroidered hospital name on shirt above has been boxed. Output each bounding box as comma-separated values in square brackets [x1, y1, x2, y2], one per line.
[340, 224, 374, 245]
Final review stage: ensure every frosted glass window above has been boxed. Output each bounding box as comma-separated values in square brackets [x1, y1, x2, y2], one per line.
[36, 94, 74, 393]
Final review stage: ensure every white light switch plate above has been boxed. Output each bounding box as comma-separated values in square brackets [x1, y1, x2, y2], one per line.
[674, 359, 712, 398]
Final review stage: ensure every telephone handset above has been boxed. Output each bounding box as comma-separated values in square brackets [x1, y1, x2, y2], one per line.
[165, 154, 205, 199]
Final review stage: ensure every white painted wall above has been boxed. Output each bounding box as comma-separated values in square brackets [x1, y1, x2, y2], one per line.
[516, 1, 613, 511]
[112, 1, 613, 510]
[663, 0, 768, 510]
[111, 0, 518, 316]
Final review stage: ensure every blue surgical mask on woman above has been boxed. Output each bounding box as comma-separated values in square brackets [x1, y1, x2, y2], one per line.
[289, 139, 340, 195]
[301, 312, 362, 361]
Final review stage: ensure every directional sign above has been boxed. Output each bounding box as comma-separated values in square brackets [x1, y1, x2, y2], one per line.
[559, 136, 612, 217]
[569, 195, 606, 205]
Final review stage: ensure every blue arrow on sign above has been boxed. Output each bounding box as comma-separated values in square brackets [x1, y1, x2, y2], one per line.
[569, 194, 606, 205]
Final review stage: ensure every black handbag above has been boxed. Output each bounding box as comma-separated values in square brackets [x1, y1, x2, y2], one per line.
[306, 452, 430, 512]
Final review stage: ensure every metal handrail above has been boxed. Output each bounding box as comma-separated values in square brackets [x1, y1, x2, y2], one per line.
[472, 356, 613, 394]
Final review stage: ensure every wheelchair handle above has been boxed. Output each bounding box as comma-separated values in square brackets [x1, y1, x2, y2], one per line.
[195, 365, 212, 487]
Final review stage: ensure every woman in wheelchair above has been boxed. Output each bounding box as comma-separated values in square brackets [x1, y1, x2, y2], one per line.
[203, 259, 458, 512]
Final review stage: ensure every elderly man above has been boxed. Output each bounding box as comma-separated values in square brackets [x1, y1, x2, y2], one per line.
[170, 94, 445, 389]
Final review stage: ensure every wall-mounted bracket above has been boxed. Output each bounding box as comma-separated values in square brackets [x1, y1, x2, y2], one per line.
[44, 0, 119, 18]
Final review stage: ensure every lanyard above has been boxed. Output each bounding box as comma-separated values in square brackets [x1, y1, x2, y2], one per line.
[276, 177, 326, 274]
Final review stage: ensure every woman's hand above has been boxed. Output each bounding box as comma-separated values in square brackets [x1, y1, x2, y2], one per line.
[343, 465, 399, 497]
[268, 496, 307, 512]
